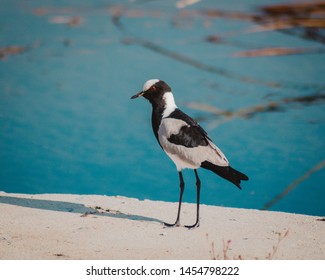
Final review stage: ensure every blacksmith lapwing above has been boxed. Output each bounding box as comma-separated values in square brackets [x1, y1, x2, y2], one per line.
[131, 79, 248, 228]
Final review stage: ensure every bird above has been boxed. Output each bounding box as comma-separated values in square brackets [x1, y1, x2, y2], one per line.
[131, 79, 248, 228]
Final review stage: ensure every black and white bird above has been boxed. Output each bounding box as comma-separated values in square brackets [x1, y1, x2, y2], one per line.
[131, 79, 248, 228]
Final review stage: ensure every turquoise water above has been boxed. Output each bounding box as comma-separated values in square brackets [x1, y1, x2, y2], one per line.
[1, 0, 324, 216]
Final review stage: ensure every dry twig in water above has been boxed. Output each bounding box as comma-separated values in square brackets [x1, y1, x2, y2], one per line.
[263, 159, 325, 210]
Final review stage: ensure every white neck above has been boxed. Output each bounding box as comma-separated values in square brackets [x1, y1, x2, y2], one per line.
[162, 91, 178, 118]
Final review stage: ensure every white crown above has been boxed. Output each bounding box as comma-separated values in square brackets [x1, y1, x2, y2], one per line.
[143, 79, 159, 91]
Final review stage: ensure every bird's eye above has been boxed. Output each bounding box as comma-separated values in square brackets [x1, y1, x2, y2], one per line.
[151, 86, 156, 91]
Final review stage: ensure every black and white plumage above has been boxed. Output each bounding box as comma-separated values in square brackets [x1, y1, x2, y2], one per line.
[131, 79, 248, 228]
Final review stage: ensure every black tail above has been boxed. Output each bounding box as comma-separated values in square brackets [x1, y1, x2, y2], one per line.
[201, 161, 248, 189]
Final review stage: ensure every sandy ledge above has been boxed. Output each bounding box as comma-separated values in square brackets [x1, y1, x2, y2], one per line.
[0, 192, 324, 260]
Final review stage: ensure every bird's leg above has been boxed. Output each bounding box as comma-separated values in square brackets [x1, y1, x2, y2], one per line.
[164, 171, 184, 227]
[185, 169, 201, 229]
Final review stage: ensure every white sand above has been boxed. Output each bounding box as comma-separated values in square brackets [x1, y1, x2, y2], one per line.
[0, 192, 324, 260]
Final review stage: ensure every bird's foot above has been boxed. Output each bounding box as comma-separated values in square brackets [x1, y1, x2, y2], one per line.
[164, 220, 200, 229]
[163, 221, 180, 228]
[184, 221, 200, 229]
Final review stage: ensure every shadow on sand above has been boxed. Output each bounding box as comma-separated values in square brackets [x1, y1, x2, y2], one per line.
[0, 195, 163, 224]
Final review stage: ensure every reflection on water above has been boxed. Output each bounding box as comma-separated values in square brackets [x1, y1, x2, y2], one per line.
[0, 0, 324, 216]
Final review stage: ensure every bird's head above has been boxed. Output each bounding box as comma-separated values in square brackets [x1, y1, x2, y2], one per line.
[131, 79, 173, 106]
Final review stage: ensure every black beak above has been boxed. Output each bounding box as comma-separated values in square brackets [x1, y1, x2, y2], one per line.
[131, 91, 144, 99]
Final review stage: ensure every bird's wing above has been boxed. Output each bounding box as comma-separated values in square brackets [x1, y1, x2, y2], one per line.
[158, 109, 229, 168]
[167, 108, 211, 147]
[168, 124, 208, 148]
